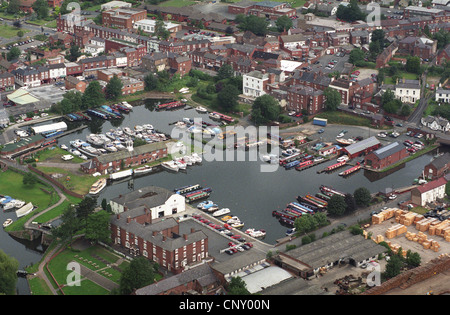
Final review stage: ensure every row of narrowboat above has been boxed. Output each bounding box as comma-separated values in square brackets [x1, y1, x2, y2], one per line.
[273, 185, 347, 227]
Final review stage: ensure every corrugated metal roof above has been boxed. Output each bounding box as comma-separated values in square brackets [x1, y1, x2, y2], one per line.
[345, 136, 380, 155]
[372, 142, 404, 160]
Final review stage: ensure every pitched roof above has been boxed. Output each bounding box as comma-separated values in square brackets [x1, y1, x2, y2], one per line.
[371, 142, 405, 160]
[414, 177, 447, 193]
[427, 152, 450, 170]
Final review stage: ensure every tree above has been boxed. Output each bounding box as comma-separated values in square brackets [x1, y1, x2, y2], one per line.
[22, 172, 38, 186]
[82, 81, 105, 109]
[119, 257, 156, 295]
[155, 20, 170, 40]
[32, 0, 49, 19]
[348, 48, 365, 65]
[275, 15, 293, 32]
[406, 250, 421, 268]
[105, 75, 123, 101]
[59, 90, 83, 114]
[216, 84, 240, 111]
[336, 0, 366, 22]
[216, 64, 234, 81]
[6, 46, 20, 61]
[52, 204, 80, 242]
[0, 250, 19, 295]
[354, 187, 371, 207]
[67, 45, 81, 62]
[237, 15, 269, 36]
[60, 0, 80, 15]
[323, 87, 341, 111]
[294, 213, 317, 234]
[7, 0, 20, 14]
[17, 30, 24, 38]
[406, 56, 421, 74]
[144, 73, 158, 91]
[227, 276, 250, 295]
[371, 29, 385, 49]
[251, 94, 281, 125]
[85, 210, 111, 244]
[344, 193, 356, 214]
[327, 194, 347, 216]
[76, 196, 97, 227]
[384, 254, 403, 278]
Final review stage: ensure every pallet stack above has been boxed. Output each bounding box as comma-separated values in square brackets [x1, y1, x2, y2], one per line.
[397, 212, 418, 226]
[372, 234, 384, 244]
[385, 241, 407, 257]
[385, 224, 407, 239]
[405, 231, 441, 252]
[372, 208, 397, 225]
[415, 218, 439, 232]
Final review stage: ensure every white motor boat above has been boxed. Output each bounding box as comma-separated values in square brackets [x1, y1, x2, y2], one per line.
[60, 144, 68, 150]
[3, 219, 13, 228]
[3, 201, 16, 211]
[70, 139, 84, 148]
[104, 143, 118, 152]
[183, 156, 193, 166]
[212, 208, 231, 217]
[175, 160, 187, 170]
[134, 165, 152, 175]
[161, 161, 179, 172]
[191, 153, 202, 163]
[196, 106, 208, 113]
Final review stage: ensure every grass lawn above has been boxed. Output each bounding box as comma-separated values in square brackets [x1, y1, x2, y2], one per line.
[32, 194, 82, 224]
[36, 165, 102, 196]
[315, 111, 373, 128]
[0, 24, 30, 39]
[384, 72, 419, 85]
[34, 146, 84, 164]
[159, 0, 196, 7]
[46, 243, 130, 294]
[0, 169, 59, 231]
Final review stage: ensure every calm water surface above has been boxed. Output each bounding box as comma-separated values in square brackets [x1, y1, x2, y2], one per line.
[0, 99, 445, 294]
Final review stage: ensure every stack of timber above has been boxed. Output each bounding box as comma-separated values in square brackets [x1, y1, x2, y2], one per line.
[385, 224, 407, 239]
[371, 208, 396, 224]
[405, 231, 441, 252]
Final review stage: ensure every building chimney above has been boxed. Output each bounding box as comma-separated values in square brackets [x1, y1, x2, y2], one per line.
[127, 216, 131, 224]
[152, 231, 157, 237]
[183, 234, 188, 241]
[116, 214, 120, 219]
[162, 236, 166, 242]
[191, 228, 195, 233]
[269, 72, 276, 84]
[145, 207, 152, 224]
[124, 206, 128, 212]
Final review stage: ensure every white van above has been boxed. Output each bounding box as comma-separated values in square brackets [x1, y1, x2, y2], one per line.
[61, 154, 74, 161]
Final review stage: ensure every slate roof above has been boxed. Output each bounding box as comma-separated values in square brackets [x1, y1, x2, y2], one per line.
[371, 142, 405, 160]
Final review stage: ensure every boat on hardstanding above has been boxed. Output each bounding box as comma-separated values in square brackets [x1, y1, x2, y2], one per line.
[134, 165, 153, 175]
[15, 202, 34, 218]
[245, 228, 266, 238]
[89, 178, 107, 195]
[196, 106, 208, 113]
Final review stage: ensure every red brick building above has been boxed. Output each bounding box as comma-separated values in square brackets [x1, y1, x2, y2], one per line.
[81, 141, 168, 174]
[287, 85, 325, 115]
[0, 72, 15, 92]
[228, 1, 296, 20]
[168, 55, 192, 77]
[364, 142, 408, 170]
[102, 7, 147, 30]
[423, 152, 450, 180]
[110, 197, 208, 274]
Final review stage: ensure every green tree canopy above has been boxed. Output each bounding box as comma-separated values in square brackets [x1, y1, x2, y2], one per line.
[237, 15, 269, 36]
[227, 276, 250, 295]
[251, 94, 281, 125]
[405, 56, 421, 74]
[82, 81, 105, 109]
[22, 172, 38, 186]
[119, 257, 156, 295]
[6, 47, 20, 61]
[85, 210, 111, 244]
[354, 187, 372, 207]
[275, 15, 293, 32]
[7, 0, 20, 14]
[217, 84, 240, 111]
[0, 250, 19, 295]
[336, 0, 366, 22]
[216, 64, 234, 81]
[105, 75, 123, 101]
[327, 194, 347, 216]
[323, 87, 341, 111]
[348, 48, 365, 65]
[52, 204, 80, 242]
[32, 0, 49, 19]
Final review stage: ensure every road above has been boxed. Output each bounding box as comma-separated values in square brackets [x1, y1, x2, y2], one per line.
[0, 18, 57, 47]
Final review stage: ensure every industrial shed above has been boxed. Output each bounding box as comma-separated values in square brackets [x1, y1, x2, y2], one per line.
[343, 136, 381, 159]
[364, 141, 408, 170]
[273, 233, 387, 279]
